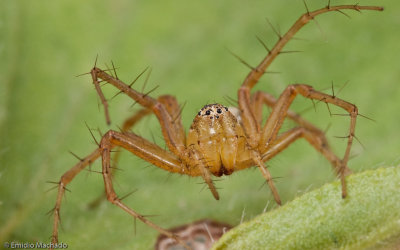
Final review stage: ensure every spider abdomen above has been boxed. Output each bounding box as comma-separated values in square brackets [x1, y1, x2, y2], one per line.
[187, 104, 248, 176]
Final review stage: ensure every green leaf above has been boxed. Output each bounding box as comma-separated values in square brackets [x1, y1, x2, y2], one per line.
[213, 167, 400, 250]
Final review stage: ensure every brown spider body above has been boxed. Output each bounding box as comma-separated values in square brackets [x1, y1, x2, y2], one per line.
[50, 4, 383, 249]
[187, 104, 251, 178]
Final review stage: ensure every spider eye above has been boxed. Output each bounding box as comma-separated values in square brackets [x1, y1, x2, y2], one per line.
[217, 108, 222, 113]
[198, 111, 201, 116]
[206, 110, 211, 115]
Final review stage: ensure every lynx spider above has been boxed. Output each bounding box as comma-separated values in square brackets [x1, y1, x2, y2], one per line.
[50, 3, 383, 249]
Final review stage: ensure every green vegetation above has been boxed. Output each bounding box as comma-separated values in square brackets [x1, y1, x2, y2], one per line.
[1, 1, 399, 249]
[213, 166, 400, 250]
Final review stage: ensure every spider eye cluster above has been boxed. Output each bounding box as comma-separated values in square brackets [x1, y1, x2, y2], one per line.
[197, 104, 229, 120]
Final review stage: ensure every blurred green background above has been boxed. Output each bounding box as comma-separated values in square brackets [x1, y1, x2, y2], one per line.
[0, 0, 399, 249]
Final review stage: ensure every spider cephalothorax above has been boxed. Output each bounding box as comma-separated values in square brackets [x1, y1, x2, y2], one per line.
[187, 104, 250, 178]
[50, 3, 383, 249]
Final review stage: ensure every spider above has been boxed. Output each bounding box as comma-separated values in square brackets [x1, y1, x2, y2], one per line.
[50, 3, 383, 249]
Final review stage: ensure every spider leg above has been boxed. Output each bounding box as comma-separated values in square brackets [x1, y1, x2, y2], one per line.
[88, 95, 187, 208]
[51, 149, 102, 248]
[253, 154, 281, 205]
[51, 130, 191, 249]
[261, 126, 349, 199]
[88, 108, 152, 209]
[251, 90, 348, 171]
[251, 91, 321, 134]
[238, 4, 382, 147]
[100, 130, 189, 248]
[157, 95, 186, 146]
[111, 108, 152, 169]
[91, 68, 187, 160]
[259, 84, 357, 198]
[112, 95, 185, 172]
[199, 166, 219, 200]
